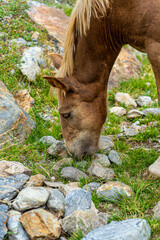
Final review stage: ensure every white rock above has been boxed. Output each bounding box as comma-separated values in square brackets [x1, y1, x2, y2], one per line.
[0, 160, 31, 177]
[110, 107, 127, 116]
[115, 92, 137, 108]
[136, 96, 152, 107]
[153, 201, 160, 219]
[127, 109, 144, 119]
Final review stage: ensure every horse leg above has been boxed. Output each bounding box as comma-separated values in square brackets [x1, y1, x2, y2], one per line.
[146, 41, 160, 105]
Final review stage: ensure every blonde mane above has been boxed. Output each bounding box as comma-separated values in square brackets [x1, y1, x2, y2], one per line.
[57, 0, 111, 78]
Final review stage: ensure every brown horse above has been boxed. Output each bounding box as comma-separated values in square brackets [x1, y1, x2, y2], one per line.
[44, 0, 160, 157]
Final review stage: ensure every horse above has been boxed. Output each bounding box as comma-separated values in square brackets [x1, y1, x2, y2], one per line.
[44, 0, 160, 157]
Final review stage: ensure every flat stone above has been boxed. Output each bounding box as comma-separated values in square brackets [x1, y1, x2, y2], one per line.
[97, 181, 132, 201]
[82, 218, 151, 240]
[99, 135, 114, 153]
[136, 96, 152, 107]
[25, 174, 46, 187]
[110, 107, 127, 116]
[52, 158, 72, 171]
[127, 109, 144, 119]
[0, 81, 35, 149]
[115, 92, 137, 108]
[94, 154, 110, 167]
[15, 89, 35, 113]
[87, 161, 115, 180]
[7, 210, 30, 240]
[149, 156, 160, 178]
[62, 210, 108, 235]
[9, 37, 27, 47]
[47, 189, 65, 215]
[153, 201, 160, 219]
[20, 208, 61, 239]
[44, 181, 65, 189]
[47, 140, 67, 157]
[108, 150, 122, 165]
[60, 167, 88, 181]
[83, 182, 100, 192]
[39, 136, 57, 146]
[19, 46, 43, 81]
[0, 160, 31, 177]
[12, 187, 50, 211]
[0, 204, 8, 240]
[27, 1, 69, 44]
[0, 174, 29, 201]
[65, 189, 92, 217]
[142, 108, 160, 116]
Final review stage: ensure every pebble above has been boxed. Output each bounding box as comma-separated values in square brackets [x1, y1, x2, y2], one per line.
[94, 153, 110, 167]
[47, 140, 67, 157]
[136, 96, 152, 107]
[153, 201, 160, 219]
[149, 156, 160, 178]
[82, 218, 151, 240]
[39, 135, 58, 146]
[38, 58, 46, 67]
[12, 187, 50, 211]
[97, 181, 132, 201]
[115, 92, 137, 108]
[60, 167, 88, 181]
[0, 204, 8, 240]
[110, 106, 127, 116]
[47, 189, 65, 215]
[0, 160, 31, 177]
[108, 150, 122, 165]
[65, 189, 92, 216]
[83, 182, 100, 191]
[99, 135, 114, 152]
[87, 161, 115, 180]
[20, 208, 61, 239]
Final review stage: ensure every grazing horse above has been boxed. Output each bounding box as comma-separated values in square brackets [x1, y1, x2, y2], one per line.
[44, 0, 160, 157]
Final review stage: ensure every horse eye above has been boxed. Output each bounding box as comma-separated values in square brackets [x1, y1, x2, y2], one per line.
[61, 113, 71, 119]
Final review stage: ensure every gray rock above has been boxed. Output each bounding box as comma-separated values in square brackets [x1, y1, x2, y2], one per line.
[96, 181, 132, 201]
[87, 161, 115, 180]
[149, 156, 160, 178]
[19, 46, 43, 81]
[39, 136, 57, 146]
[142, 108, 160, 116]
[110, 107, 127, 116]
[65, 189, 92, 216]
[60, 167, 88, 181]
[99, 135, 114, 152]
[153, 201, 160, 219]
[115, 92, 137, 108]
[127, 109, 144, 119]
[38, 58, 46, 68]
[0, 160, 31, 177]
[47, 189, 65, 214]
[136, 96, 152, 107]
[47, 140, 67, 157]
[83, 182, 100, 192]
[94, 154, 110, 167]
[0, 81, 35, 148]
[82, 218, 151, 240]
[121, 122, 147, 137]
[108, 150, 122, 165]
[9, 37, 27, 47]
[7, 210, 30, 240]
[12, 187, 50, 211]
[0, 204, 8, 240]
[0, 174, 29, 201]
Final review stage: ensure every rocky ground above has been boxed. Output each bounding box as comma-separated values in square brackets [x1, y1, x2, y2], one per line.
[0, 0, 160, 239]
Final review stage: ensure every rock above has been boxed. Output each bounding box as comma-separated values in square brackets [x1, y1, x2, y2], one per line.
[149, 156, 160, 178]
[136, 96, 152, 107]
[12, 187, 50, 211]
[15, 89, 35, 113]
[110, 106, 127, 116]
[0, 160, 31, 177]
[87, 161, 115, 180]
[121, 122, 147, 137]
[153, 201, 160, 219]
[47, 189, 65, 215]
[65, 189, 92, 217]
[93, 154, 110, 167]
[31, 31, 39, 40]
[62, 210, 108, 235]
[39, 136, 57, 146]
[60, 167, 88, 181]
[7, 210, 30, 240]
[52, 158, 72, 171]
[99, 135, 114, 153]
[59, 182, 80, 196]
[115, 92, 137, 108]
[0, 81, 35, 149]
[0, 204, 8, 240]
[108, 47, 142, 90]
[97, 181, 132, 201]
[82, 218, 151, 240]
[0, 174, 29, 201]
[47, 140, 67, 157]
[142, 108, 160, 116]
[9, 37, 27, 47]
[83, 182, 100, 192]
[108, 150, 122, 165]
[26, 174, 46, 187]
[20, 208, 61, 239]
[127, 109, 144, 119]
[19, 46, 43, 81]
[44, 181, 65, 189]
[38, 58, 46, 68]
[27, 1, 69, 44]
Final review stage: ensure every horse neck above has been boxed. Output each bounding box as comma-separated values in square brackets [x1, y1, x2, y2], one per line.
[73, 17, 121, 86]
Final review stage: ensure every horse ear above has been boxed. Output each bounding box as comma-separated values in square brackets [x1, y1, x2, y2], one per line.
[43, 76, 77, 92]
[48, 53, 63, 69]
